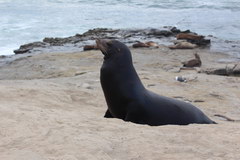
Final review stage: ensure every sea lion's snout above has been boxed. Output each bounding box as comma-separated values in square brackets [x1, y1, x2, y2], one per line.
[96, 39, 109, 55]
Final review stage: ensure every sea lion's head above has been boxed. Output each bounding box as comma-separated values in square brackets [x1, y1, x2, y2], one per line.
[194, 53, 200, 60]
[96, 39, 132, 61]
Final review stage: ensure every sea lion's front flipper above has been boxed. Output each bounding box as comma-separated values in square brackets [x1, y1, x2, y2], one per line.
[104, 109, 114, 118]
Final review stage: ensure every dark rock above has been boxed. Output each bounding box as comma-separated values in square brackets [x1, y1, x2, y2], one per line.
[14, 48, 30, 54]
[188, 39, 211, 46]
[43, 38, 60, 45]
[202, 68, 228, 76]
[43, 36, 81, 46]
[213, 68, 228, 76]
[181, 30, 191, 33]
[14, 27, 209, 54]
[170, 27, 181, 34]
[148, 29, 173, 37]
[14, 42, 48, 54]
[82, 28, 120, 39]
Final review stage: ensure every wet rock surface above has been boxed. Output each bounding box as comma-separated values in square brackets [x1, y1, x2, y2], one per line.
[13, 27, 202, 54]
[14, 42, 49, 54]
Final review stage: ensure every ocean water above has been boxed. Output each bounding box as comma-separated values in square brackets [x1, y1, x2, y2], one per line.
[0, 0, 240, 56]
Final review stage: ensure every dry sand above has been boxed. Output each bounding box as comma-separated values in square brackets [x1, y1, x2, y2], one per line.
[0, 46, 239, 160]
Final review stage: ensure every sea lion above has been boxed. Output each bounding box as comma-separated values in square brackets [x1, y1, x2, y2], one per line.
[169, 41, 197, 49]
[176, 33, 204, 41]
[145, 41, 159, 48]
[182, 53, 202, 67]
[132, 41, 159, 48]
[96, 39, 216, 126]
[176, 33, 211, 46]
[132, 41, 149, 48]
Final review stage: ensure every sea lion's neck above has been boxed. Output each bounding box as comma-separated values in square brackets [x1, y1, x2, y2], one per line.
[100, 59, 145, 118]
[101, 59, 145, 98]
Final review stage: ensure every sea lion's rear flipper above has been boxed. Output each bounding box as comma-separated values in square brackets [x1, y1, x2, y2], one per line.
[104, 109, 114, 118]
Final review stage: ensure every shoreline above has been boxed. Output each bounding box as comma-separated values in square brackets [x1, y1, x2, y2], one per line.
[2, 27, 239, 60]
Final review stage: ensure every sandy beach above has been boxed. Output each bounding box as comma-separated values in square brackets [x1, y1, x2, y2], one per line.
[0, 45, 240, 159]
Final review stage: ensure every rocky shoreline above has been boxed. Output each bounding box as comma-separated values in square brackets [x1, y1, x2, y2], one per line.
[7, 27, 239, 77]
[13, 27, 210, 54]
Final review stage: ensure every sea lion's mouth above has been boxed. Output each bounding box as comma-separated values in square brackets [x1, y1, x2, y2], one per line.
[96, 39, 109, 56]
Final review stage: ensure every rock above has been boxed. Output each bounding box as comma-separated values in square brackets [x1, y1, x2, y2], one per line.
[83, 28, 120, 36]
[81, 28, 120, 40]
[43, 36, 81, 46]
[189, 39, 211, 46]
[181, 30, 191, 33]
[14, 48, 30, 54]
[147, 29, 173, 37]
[209, 68, 228, 76]
[170, 27, 181, 34]
[14, 42, 48, 54]
[182, 53, 202, 67]
[14, 27, 210, 54]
